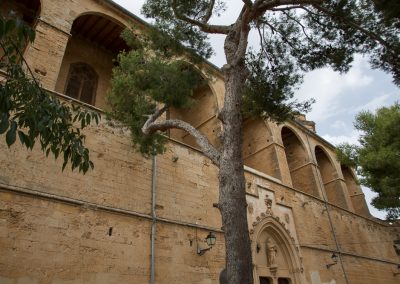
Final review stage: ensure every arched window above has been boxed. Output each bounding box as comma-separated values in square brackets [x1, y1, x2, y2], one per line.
[64, 63, 98, 105]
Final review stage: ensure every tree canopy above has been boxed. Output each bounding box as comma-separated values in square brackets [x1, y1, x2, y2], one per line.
[337, 103, 400, 220]
[0, 15, 100, 173]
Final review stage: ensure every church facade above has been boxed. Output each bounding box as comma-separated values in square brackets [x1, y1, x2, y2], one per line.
[1, 1, 399, 283]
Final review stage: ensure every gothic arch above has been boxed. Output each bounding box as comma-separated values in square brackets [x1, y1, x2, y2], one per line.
[55, 12, 129, 107]
[341, 165, 370, 216]
[242, 118, 279, 179]
[279, 126, 308, 152]
[281, 126, 319, 197]
[168, 70, 221, 148]
[250, 214, 304, 284]
[72, 11, 127, 29]
[315, 145, 350, 209]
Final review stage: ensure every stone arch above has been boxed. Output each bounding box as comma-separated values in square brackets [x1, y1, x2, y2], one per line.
[281, 126, 319, 197]
[315, 146, 350, 209]
[250, 215, 303, 284]
[242, 119, 280, 179]
[341, 165, 370, 216]
[168, 71, 221, 149]
[55, 12, 129, 108]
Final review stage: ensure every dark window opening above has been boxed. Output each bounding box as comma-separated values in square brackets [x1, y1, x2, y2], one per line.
[65, 62, 98, 105]
[278, 278, 291, 284]
[260, 277, 272, 284]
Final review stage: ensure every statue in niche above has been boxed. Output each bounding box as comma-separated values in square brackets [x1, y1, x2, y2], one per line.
[266, 237, 278, 267]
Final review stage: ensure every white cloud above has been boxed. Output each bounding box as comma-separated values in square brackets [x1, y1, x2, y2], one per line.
[322, 130, 360, 145]
[331, 120, 348, 129]
[353, 93, 391, 113]
[296, 55, 374, 123]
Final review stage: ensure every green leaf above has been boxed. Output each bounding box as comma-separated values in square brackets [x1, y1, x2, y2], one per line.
[54, 148, 60, 159]
[86, 113, 91, 126]
[94, 113, 100, 125]
[0, 18, 4, 38]
[18, 130, 25, 145]
[6, 121, 17, 147]
[5, 19, 16, 35]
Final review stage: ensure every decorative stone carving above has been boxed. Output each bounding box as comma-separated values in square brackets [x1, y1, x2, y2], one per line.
[265, 195, 273, 215]
[247, 202, 254, 214]
[284, 213, 290, 224]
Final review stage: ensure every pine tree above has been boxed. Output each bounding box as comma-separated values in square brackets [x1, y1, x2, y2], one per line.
[108, 1, 400, 282]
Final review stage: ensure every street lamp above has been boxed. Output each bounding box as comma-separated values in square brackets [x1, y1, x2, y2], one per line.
[197, 232, 216, 255]
[326, 253, 339, 269]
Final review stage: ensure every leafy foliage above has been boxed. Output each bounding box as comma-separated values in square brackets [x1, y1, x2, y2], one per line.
[337, 104, 400, 219]
[141, 0, 224, 59]
[242, 49, 315, 122]
[0, 15, 100, 173]
[107, 29, 204, 156]
[372, 0, 400, 23]
[143, 0, 400, 85]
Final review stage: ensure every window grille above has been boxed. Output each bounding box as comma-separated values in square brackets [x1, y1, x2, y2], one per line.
[65, 62, 98, 105]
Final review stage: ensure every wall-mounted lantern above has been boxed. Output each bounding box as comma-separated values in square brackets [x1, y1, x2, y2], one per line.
[326, 253, 338, 269]
[393, 264, 400, 276]
[197, 232, 216, 255]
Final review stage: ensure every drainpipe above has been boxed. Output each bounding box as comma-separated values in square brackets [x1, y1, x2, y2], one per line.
[150, 155, 157, 284]
[305, 135, 349, 284]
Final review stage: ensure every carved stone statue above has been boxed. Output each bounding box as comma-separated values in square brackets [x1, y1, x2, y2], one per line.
[266, 237, 278, 267]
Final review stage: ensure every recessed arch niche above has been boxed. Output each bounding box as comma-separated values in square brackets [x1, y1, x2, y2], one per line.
[341, 165, 370, 216]
[0, 0, 41, 60]
[1, 0, 41, 26]
[168, 77, 221, 149]
[281, 127, 319, 197]
[242, 119, 280, 179]
[55, 13, 129, 108]
[251, 215, 303, 284]
[315, 146, 349, 209]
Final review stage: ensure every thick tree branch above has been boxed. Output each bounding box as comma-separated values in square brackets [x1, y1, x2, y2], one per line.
[142, 107, 221, 166]
[229, 5, 253, 66]
[171, 0, 230, 34]
[271, 5, 303, 11]
[142, 104, 169, 131]
[255, 0, 321, 14]
[202, 0, 215, 24]
[243, 0, 254, 7]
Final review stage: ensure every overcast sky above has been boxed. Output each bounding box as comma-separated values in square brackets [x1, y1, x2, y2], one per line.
[113, 0, 399, 219]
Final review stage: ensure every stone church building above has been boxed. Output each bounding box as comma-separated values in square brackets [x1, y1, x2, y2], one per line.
[1, 0, 399, 283]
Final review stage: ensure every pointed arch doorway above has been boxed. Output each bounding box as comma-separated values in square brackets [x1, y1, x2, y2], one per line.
[251, 215, 305, 284]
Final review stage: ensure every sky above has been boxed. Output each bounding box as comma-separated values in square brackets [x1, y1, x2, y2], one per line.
[113, 0, 399, 219]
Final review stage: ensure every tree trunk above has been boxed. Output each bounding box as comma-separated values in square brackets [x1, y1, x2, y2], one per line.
[219, 59, 253, 284]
